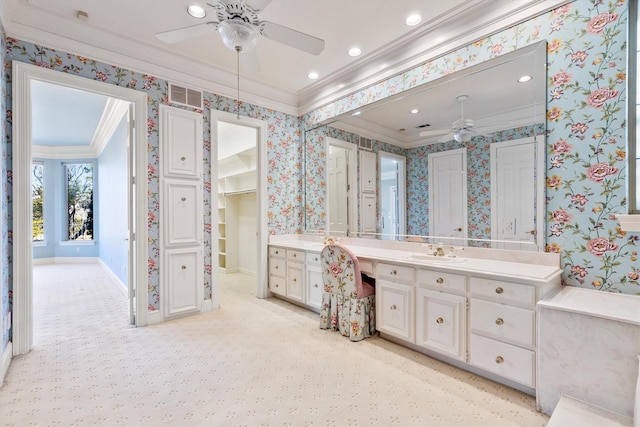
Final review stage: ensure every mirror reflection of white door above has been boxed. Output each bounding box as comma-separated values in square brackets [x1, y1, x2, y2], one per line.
[380, 151, 406, 240]
[328, 145, 349, 234]
[428, 148, 467, 243]
[491, 136, 539, 250]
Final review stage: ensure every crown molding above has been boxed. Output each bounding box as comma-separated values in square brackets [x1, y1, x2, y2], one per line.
[3, 1, 300, 116]
[91, 97, 130, 157]
[298, 0, 573, 115]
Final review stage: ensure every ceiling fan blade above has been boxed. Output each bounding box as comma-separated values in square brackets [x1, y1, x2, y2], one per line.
[419, 128, 450, 138]
[438, 133, 455, 143]
[240, 47, 260, 73]
[246, 0, 274, 11]
[259, 21, 325, 55]
[156, 22, 219, 43]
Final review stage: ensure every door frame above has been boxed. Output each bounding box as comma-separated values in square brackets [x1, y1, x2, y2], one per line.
[490, 135, 545, 250]
[210, 110, 268, 304]
[12, 62, 149, 355]
[326, 137, 357, 236]
[379, 151, 407, 238]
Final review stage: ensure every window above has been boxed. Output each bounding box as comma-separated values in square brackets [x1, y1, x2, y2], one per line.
[32, 162, 44, 242]
[65, 162, 94, 241]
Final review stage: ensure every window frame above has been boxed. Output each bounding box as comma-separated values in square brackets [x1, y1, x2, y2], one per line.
[63, 161, 95, 242]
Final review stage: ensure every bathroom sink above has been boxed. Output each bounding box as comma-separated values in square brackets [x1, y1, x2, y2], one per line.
[408, 254, 465, 263]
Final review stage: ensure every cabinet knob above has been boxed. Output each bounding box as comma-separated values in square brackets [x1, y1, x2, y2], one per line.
[495, 287, 504, 294]
[390, 304, 397, 310]
[181, 197, 186, 202]
[314, 284, 319, 288]
[314, 257, 318, 262]
[436, 317, 444, 324]
[181, 265, 187, 270]
[436, 277, 444, 284]
[495, 317, 504, 325]
[275, 284, 279, 287]
[275, 266, 279, 269]
[495, 356, 504, 364]
[293, 278, 296, 282]
[293, 253, 297, 257]
[180, 156, 186, 161]
[391, 269, 397, 275]
[454, 227, 462, 232]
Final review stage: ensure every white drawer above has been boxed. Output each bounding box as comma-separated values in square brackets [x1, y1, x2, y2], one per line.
[269, 257, 286, 277]
[287, 249, 305, 263]
[269, 275, 286, 297]
[470, 277, 536, 306]
[306, 251, 321, 265]
[359, 258, 374, 276]
[470, 299, 535, 347]
[470, 334, 535, 387]
[269, 246, 286, 258]
[417, 269, 466, 294]
[377, 263, 415, 283]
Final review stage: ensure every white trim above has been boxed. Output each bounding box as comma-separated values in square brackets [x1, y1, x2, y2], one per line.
[0, 341, 12, 386]
[326, 137, 358, 237]
[616, 215, 640, 233]
[12, 61, 149, 356]
[210, 110, 269, 305]
[97, 258, 128, 299]
[33, 256, 99, 265]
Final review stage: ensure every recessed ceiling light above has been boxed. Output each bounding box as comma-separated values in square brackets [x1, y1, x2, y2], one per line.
[187, 5, 206, 19]
[348, 47, 362, 57]
[410, 108, 420, 114]
[307, 72, 319, 80]
[405, 14, 422, 26]
[518, 75, 532, 83]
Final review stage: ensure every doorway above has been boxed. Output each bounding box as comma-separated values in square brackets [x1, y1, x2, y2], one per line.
[210, 110, 268, 308]
[12, 62, 148, 355]
[326, 137, 357, 236]
[379, 151, 407, 240]
[428, 148, 468, 244]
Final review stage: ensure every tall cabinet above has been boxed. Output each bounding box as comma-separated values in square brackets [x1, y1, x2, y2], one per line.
[360, 150, 377, 234]
[159, 105, 204, 319]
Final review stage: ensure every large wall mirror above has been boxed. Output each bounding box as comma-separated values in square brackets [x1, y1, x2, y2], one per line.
[304, 41, 547, 250]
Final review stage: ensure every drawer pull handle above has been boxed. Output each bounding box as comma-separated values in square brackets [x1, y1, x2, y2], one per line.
[495, 356, 504, 364]
[390, 304, 397, 310]
[275, 266, 279, 269]
[180, 156, 186, 161]
[275, 250, 279, 255]
[495, 287, 504, 294]
[314, 257, 318, 261]
[181, 197, 187, 202]
[293, 278, 296, 282]
[275, 284, 279, 287]
[181, 265, 187, 270]
[391, 269, 397, 275]
[495, 318, 504, 325]
[314, 284, 319, 288]
[436, 317, 444, 324]
[436, 277, 444, 284]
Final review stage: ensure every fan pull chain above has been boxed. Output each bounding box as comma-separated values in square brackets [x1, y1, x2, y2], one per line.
[236, 46, 241, 119]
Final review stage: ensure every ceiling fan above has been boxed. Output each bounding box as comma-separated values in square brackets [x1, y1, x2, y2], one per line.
[419, 95, 479, 143]
[155, 0, 325, 72]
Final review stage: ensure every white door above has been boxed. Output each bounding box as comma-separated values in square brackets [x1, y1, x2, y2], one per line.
[328, 147, 349, 234]
[428, 149, 467, 243]
[491, 138, 537, 250]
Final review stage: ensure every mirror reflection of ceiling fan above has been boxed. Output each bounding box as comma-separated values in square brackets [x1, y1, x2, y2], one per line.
[155, 0, 325, 72]
[419, 94, 485, 143]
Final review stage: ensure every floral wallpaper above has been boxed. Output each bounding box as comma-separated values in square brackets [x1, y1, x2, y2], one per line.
[304, 0, 639, 294]
[2, 39, 303, 318]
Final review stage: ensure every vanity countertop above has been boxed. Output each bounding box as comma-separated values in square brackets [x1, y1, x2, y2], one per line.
[270, 239, 561, 284]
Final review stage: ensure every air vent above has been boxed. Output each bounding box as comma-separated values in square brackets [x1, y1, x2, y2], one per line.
[417, 123, 431, 129]
[359, 136, 372, 151]
[169, 83, 203, 109]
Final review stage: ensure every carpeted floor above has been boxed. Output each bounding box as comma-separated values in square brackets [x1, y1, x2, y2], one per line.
[0, 263, 549, 426]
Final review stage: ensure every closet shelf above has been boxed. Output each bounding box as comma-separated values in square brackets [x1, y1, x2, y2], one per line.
[224, 189, 257, 196]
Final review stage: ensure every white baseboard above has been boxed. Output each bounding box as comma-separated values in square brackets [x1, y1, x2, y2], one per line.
[33, 257, 99, 265]
[97, 259, 128, 298]
[0, 341, 13, 387]
[146, 310, 162, 325]
[202, 299, 213, 312]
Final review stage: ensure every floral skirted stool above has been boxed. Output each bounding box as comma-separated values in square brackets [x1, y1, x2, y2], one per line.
[319, 244, 375, 341]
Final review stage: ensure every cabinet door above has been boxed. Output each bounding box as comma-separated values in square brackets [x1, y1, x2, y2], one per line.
[163, 180, 203, 247]
[416, 288, 466, 361]
[306, 265, 323, 311]
[360, 150, 377, 193]
[286, 262, 305, 302]
[163, 248, 203, 318]
[361, 193, 377, 233]
[269, 275, 286, 297]
[160, 105, 203, 179]
[377, 279, 414, 342]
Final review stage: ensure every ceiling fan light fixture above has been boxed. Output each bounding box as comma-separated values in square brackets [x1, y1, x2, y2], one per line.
[218, 20, 259, 51]
[187, 5, 206, 19]
[454, 129, 471, 143]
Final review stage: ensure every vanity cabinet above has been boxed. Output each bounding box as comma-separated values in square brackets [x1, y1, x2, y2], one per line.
[268, 246, 287, 297]
[268, 246, 306, 303]
[415, 269, 467, 361]
[376, 263, 415, 342]
[469, 277, 537, 387]
[286, 249, 305, 303]
[360, 150, 377, 193]
[360, 151, 377, 234]
[305, 252, 323, 311]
